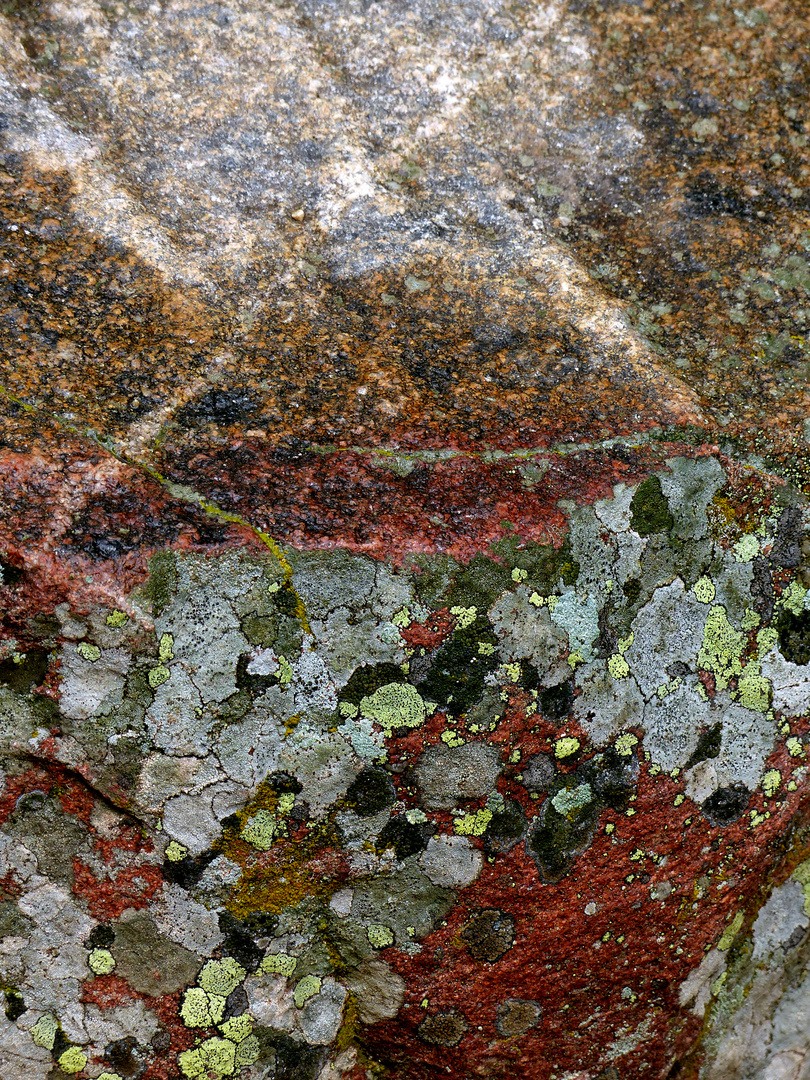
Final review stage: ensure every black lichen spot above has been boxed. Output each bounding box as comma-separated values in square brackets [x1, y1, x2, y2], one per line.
[495, 998, 541, 1037]
[776, 608, 810, 666]
[538, 679, 574, 720]
[578, 748, 639, 811]
[272, 1034, 329, 1080]
[769, 507, 803, 569]
[376, 815, 434, 861]
[686, 175, 753, 218]
[339, 662, 406, 707]
[623, 577, 642, 603]
[4, 989, 25, 1021]
[235, 653, 277, 695]
[104, 1036, 148, 1078]
[412, 616, 500, 716]
[418, 1010, 469, 1047]
[686, 723, 722, 769]
[483, 800, 528, 854]
[517, 660, 540, 691]
[751, 556, 775, 621]
[265, 772, 303, 795]
[0, 557, 23, 588]
[702, 784, 750, 826]
[218, 912, 264, 972]
[161, 849, 217, 890]
[223, 983, 249, 1019]
[0, 650, 49, 693]
[86, 924, 115, 950]
[630, 476, 674, 536]
[460, 909, 515, 962]
[179, 387, 256, 424]
[345, 767, 395, 817]
[241, 911, 279, 937]
[51, 1027, 71, 1061]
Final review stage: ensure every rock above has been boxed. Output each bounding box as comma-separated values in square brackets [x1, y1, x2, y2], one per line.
[1, 0, 810, 1078]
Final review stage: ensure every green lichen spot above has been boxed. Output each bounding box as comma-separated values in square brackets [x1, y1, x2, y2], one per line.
[148, 664, 170, 689]
[294, 974, 322, 1008]
[241, 810, 279, 850]
[360, 682, 427, 736]
[718, 910, 744, 951]
[165, 840, 189, 862]
[450, 606, 478, 628]
[97, 1073, 125, 1080]
[554, 737, 581, 759]
[551, 783, 593, 816]
[614, 733, 638, 757]
[367, 924, 395, 948]
[762, 769, 781, 797]
[31, 1014, 57, 1049]
[734, 534, 760, 563]
[781, 580, 808, 617]
[699, 605, 744, 691]
[454, 808, 493, 836]
[198, 958, 246, 998]
[261, 953, 297, 977]
[158, 632, 174, 662]
[181, 987, 215, 1028]
[88, 948, 115, 975]
[793, 859, 810, 915]
[77, 642, 101, 662]
[219, 1015, 253, 1043]
[692, 576, 716, 604]
[737, 663, 772, 712]
[786, 737, 803, 757]
[608, 654, 630, 679]
[629, 475, 674, 536]
[106, 610, 128, 628]
[179, 1036, 237, 1078]
[58, 1047, 88, 1074]
[440, 730, 465, 747]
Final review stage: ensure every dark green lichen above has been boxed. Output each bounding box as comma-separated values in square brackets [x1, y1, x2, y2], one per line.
[375, 816, 434, 861]
[339, 663, 406, 707]
[686, 723, 723, 769]
[144, 550, 178, 616]
[411, 616, 500, 716]
[701, 784, 750, 827]
[345, 767, 395, 817]
[776, 607, 810, 666]
[483, 800, 527, 854]
[538, 679, 575, 720]
[630, 475, 674, 536]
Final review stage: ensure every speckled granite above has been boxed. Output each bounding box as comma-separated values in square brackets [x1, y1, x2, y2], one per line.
[1, 1, 810, 1079]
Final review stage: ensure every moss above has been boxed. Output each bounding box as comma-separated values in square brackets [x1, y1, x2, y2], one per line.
[630, 475, 674, 536]
[145, 551, 178, 616]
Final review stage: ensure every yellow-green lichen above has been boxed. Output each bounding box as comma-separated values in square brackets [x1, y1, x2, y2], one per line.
[88, 948, 115, 975]
[198, 958, 246, 998]
[218, 1015, 253, 1043]
[450, 606, 478, 628]
[181, 987, 219, 1028]
[440, 730, 465, 747]
[77, 642, 101, 662]
[454, 808, 493, 836]
[57, 1047, 88, 1075]
[294, 974, 322, 1008]
[608, 654, 630, 679]
[148, 664, 170, 689]
[241, 810, 280, 850]
[615, 733, 638, 757]
[718, 910, 745, 951]
[736, 662, 772, 713]
[367, 924, 395, 948]
[31, 1014, 57, 1049]
[786, 737, 803, 757]
[699, 605, 745, 691]
[781, 580, 808, 616]
[260, 953, 298, 977]
[618, 632, 634, 654]
[692, 576, 716, 604]
[234, 1036, 261, 1070]
[554, 736, 581, 759]
[158, 632, 174, 662]
[179, 1036, 237, 1078]
[511, 567, 528, 583]
[793, 859, 810, 916]
[762, 769, 781, 797]
[165, 840, 189, 862]
[106, 610, 128, 628]
[359, 682, 427, 736]
[734, 534, 760, 563]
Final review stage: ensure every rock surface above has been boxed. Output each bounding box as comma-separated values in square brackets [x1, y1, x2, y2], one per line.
[1, 1, 810, 1079]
